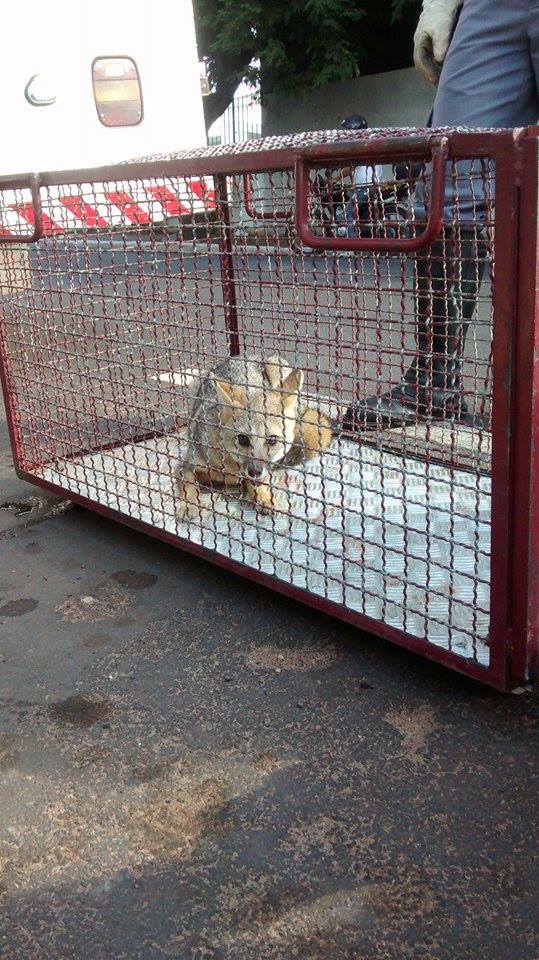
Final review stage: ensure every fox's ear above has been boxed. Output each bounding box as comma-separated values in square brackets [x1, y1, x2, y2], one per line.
[212, 376, 244, 406]
[283, 368, 304, 410]
[282, 367, 304, 397]
[263, 355, 290, 389]
[263, 357, 304, 396]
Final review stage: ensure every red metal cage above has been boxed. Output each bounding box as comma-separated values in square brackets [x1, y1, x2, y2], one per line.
[0, 127, 537, 691]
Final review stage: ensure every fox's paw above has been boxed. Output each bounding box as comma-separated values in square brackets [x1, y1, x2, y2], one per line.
[244, 479, 290, 516]
[175, 476, 206, 521]
[255, 484, 277, 514]
[242, 479, 276, 514]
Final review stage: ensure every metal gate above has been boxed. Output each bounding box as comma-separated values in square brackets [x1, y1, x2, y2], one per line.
[0, 127, 536, 690]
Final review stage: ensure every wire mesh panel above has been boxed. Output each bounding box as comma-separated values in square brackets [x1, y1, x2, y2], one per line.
[0, 128, 530, 689]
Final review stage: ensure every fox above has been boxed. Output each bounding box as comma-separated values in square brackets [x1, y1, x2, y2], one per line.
[175, 355, 333, 515]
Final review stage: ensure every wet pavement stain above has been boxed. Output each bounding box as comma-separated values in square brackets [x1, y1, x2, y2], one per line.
[46, 694, 112, 728]
[111, 569, 158, 590]
[0, 598, 38, 617]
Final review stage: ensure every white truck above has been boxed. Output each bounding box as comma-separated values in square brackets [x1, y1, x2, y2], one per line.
[0, 0, 211, 235]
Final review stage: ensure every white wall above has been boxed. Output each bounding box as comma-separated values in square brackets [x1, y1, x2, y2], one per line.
[262, 68, 435, 136]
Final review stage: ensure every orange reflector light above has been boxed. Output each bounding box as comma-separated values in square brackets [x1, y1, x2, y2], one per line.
[92, 57, 143, 127]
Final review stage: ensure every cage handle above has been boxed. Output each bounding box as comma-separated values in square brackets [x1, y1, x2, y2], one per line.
[0, 173, 44, 244]
[243, 173, 293, 220]
[294, 135, 449, 253]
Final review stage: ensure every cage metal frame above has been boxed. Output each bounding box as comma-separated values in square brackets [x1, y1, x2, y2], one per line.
[0, 127, 537, 692]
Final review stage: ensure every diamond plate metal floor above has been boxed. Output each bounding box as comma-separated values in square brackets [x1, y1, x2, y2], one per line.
[39, 434, 491, 664]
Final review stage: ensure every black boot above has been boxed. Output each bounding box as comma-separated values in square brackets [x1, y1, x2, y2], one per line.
[343, 227, 487, 431]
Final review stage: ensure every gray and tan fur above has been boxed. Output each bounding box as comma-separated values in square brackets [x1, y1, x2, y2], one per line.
[175, 355, 333, 515]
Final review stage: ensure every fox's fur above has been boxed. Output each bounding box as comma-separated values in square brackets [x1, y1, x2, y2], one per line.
[175, 355, 333, 515]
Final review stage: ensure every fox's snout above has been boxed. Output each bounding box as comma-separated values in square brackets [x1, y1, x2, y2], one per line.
[246, 460, 268, 482]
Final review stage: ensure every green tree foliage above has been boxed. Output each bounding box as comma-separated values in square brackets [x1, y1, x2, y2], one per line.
[194, 0, 421, 128]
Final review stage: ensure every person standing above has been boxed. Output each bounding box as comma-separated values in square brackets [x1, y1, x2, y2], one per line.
[344, 0, 539, 430]
[339, 115, 384, 239]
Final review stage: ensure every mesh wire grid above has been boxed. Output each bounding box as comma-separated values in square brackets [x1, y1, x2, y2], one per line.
[0, 130, 504, 673]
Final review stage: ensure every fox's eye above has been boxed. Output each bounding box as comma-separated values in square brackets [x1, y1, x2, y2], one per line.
[237, 433, 251, 447]
[267, 436, 279, 447]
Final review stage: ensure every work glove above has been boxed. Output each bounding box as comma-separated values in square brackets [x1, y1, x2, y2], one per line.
[413, 0, 462, 85]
